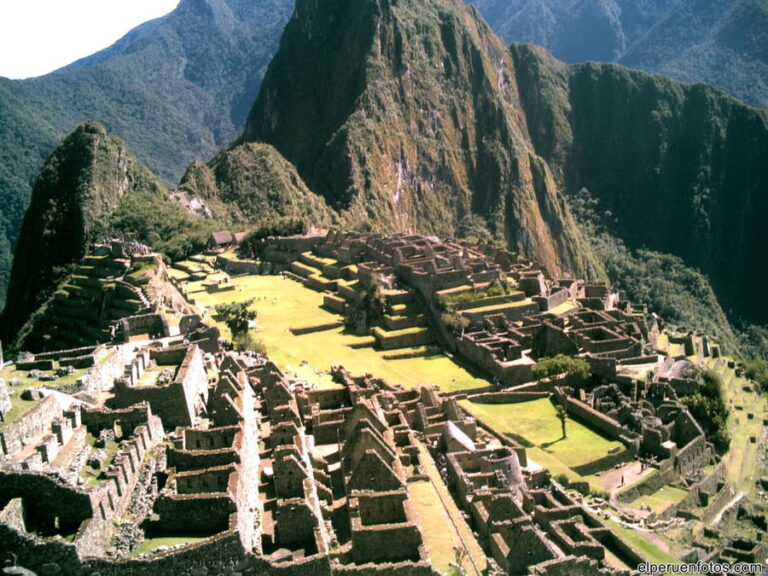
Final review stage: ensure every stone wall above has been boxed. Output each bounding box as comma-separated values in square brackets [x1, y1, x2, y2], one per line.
[1, 522, 337, 576]
[35, 345, 100, 363]
[167, 435, 240, 472]
[0, 471, 93, 534]
[570, 447, 636, 476]
[118, 313, 169, 341]
[0, 394, 65, 458]
[112, 347, 208, 429]
[467, 391, 550, 404]
[372, 327, 434, 350]
[216, 254, 266, 275]
[350, 523, 423, 564]
[553, 388, 637, 443]
[81, 404, 155, 436]
[333, 562, 433, 576]
[256, 236, 325, 264]
[149, 345, 188, 366]
[154, 494, 236, 534]
[86, 345, 135, 392]
[112, 379, 191, 429]
[0, 378, 10, 417]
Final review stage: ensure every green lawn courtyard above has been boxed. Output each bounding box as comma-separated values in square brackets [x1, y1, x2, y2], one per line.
[459, 397, 624, 469]
[627, 485, 689, 514]
[191, 274, 491, 394]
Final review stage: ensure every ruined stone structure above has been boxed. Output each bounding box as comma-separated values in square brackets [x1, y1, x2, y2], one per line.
[0, 232, 762, 575]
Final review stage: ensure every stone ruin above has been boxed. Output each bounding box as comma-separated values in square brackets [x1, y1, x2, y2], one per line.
[0, 230, 762, 575]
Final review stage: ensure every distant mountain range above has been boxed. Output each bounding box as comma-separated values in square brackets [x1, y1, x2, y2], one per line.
[469, 0, 768, 109]
[1, 0, 767, 356]
[0, 0, 293, 305]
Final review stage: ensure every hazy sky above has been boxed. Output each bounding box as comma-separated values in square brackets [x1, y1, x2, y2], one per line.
[0, 0, 180, 79]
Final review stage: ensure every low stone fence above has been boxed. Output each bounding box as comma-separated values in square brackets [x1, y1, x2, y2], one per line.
[553, 388, 637, 444]
[570, 447, 636, 476]
[467, 391, 550, 404]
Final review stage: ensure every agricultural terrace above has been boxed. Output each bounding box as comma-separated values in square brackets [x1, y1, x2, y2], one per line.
[191, 274, 491, 393]
[694, 355, 767, 503]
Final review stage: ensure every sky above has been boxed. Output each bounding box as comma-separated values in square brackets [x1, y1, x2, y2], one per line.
[0, 0, 180, 79]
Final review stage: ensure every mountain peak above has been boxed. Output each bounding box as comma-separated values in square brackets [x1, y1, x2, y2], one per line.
[243, 0, 596, 278]
[0, 123, 166, 344]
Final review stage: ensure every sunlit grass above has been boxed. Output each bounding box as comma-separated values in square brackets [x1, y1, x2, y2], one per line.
[460, 398, 623, 467]
[193, 275, 490, 393]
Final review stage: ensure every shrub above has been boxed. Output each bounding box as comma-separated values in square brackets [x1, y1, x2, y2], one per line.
[532, 355, 590, 384]
[441, 312, 470, 336]
[215, 299, 256, 337]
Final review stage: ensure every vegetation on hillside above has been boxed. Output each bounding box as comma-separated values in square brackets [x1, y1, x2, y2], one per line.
[510, 43, 768, 327]
[680, 369, 730, 454]
[570, 188, 742, 355]
[179, 143, 337, 230]
[743, 360, 768, 393]
[243, 0, 599, 279]
[0, 0, 294, 308]
[0, 123, 218, 347]
[471, 0, 768, 109]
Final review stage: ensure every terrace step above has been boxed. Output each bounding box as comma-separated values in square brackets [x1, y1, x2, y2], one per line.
[459, 301, 540, 326]
[299, 251, 334, 270]
[347, 337, 377, 349]
[382, 289, 414, 306]
[372, 326, 435, 350]
[381, 346, 440, 360]
[305, 274, 338, 293]
[290, 320, 344, 335]
[387, 302, 422, 316]
[383, 314, 426, 331]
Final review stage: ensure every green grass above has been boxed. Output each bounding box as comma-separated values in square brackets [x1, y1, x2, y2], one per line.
[460, 398, 623, 468]
[410, 480, 484, 576]
[627, 485, 689, 513]
[192, 275, 490, 393]
[129, 535, 210, 558]
[607, 520, 682, 565]
[0, 364, 87, 428]
[703, 356, 767, 496]
[460, 300, 534, 315]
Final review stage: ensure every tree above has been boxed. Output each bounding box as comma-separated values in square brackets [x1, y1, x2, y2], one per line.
[215, 299, 257, 337]
[680, 369, 731, 454]
[441, 312, 470, 336]
[232, 331, 267, 354]
[532, 354, 590, 384]
[555, 403, 568, 438]
[744, 359, 768, 393]
[362, 285, 386, 326]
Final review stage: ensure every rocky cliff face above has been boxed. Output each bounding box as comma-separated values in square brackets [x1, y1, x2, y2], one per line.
[470, 0, 768, 110]
[241, 0, 768, 327]
[242, 0, 600, 278]
[0, 123, 172, 344]
[509, 44, 768, 325]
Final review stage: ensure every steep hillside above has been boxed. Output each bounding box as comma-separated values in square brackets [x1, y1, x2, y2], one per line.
[0, 0, 293, 307]
[469, 0, 768, 110]
[0, 123, 216, 346]
[510, 43, 768, 326]
[179, 142, 337, 228]
[243, 0, 600, 278]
